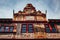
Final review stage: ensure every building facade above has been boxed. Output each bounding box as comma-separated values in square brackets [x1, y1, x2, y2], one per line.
[13, 4, 47, 39]
[0, 19, 16, 39]
[0, 4, 60, 39]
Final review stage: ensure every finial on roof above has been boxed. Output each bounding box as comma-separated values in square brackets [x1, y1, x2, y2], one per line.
[45, 10, 47, 14]
[45, 10, 47, 18]
[13, 9, 15, 14]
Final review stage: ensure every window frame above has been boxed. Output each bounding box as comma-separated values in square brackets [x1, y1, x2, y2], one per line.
[21, 23, 34, 33]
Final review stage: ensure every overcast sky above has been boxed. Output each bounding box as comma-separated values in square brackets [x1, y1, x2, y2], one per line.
[0, 0, 60, 19]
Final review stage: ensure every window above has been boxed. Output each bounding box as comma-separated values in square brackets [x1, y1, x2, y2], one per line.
[52, 28, 57, 33]
[21, 24, 34, 33]
[45, 24, 58, 33]
[5, 27, 9, 32]
[0, 26, 14, 32]
[45, 24, 50, 33]
[21, 24, 26, 33]
[0, 27, 4, 32]
[45, 28, 50, 33]
[10, 27, 13, 32]
[28, 24, 33, 33]
[50, 23, 57, 33]
[0, 27, 1, 32]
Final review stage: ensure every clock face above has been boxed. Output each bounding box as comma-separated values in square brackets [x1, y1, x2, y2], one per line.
[24, 16, 35, 20]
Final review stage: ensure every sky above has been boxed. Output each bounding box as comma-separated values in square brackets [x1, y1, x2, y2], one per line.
[0, 0, 60, 19]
